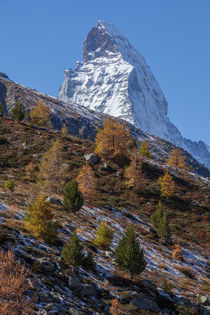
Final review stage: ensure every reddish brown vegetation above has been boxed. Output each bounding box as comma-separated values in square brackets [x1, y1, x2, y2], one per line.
[125, 149, 143, 191]
[0, 249, 34, 315]
[172, 244, 184, 261]
[110, 298, 122, 315]
[76, 163, 97, 201]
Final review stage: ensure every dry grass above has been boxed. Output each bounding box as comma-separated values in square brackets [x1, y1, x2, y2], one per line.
[158, 263, 168, 270]
[162, 278, 174, 293]
[174, 265, 196, 279]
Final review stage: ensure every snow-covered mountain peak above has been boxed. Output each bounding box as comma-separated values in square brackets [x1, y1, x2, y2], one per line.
[97, 20, 122, 36]
[59, 21, 210, 170]
[83, 21, 118, 62]
[84, 21, 147, 67]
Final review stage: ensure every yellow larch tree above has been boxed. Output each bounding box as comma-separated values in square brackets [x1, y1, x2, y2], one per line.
[158, 172, 175, 197]
[76, 163, 97, 202]
[25, 160, 37, 181]
[124, 149, 143, 191]
[30, 101, 51, 127]
[95, 118, 131, 159]
[24, 194, 58, 242]
[38, 139, 68, 193]
[167, 148, 188, 170]
[61, 124, 68, 135]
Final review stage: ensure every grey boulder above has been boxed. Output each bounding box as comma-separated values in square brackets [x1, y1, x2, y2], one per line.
[68, 275, 82, 292]
[84, 153, 98, 165]
[80, 284, 98, 298]
[130, 293, 161, 313]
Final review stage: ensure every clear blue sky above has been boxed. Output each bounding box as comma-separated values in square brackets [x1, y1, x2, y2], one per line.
[0, 0, 209, 145]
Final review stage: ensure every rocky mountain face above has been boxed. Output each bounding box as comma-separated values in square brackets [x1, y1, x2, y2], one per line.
[59, 21, 210, 171]
[1, 74, 210, 179]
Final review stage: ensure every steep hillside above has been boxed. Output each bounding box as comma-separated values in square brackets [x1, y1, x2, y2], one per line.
[58, 21, 210, 171]
[0, 74, 210, 179]
[0, 117, 209, 314]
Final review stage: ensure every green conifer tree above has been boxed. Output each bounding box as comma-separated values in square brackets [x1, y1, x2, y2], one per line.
[61, 230, 84, 268]
[151, 201, 163, 231]
[115, 225, 146, 277]
[82, 252, 95, 270]
[64, 180, 84, 213]
[158, 213, 171, 244]
[4, 179, 15, 191]
[10, 101, 25, 121]
[24, 110, 31, 121]
[139, 141, 152, 159]
[94, 222, 113, 249]
[0, 102, 4, 117]
[128, 137, 137, 151]
[151, 202, 171, 244]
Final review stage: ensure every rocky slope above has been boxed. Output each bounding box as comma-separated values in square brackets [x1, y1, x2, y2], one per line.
[58, 21, 210, 171]
[0, 117, 209, 314]
[0, 73, 210, 179]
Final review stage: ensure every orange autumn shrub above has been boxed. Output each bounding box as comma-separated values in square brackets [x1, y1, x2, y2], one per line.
[0, 250, 34, 315]
[172, 244, 184, 261]
[110, 299, 122, 315]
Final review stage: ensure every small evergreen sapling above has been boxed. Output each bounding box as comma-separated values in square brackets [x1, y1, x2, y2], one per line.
[62, 230, 95, 270]
[139, 141, 152, 159]
[24, 109, 31, 121]
[151, 201, 163, 231]
[82, 252, 95, 271]
[115, 225, 146, 277]
[10, 101, 25, 121]
[158, 213, 171, 244]
[128, 137, 137, 151]
[64, 179, 84, 213]
[94, 222, 113, 249]
[61, 230, 84, 268]
[4, 179, 15, 191]
[151, 201, 171, 244]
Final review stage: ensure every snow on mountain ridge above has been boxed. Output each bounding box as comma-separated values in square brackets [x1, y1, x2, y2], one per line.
[59, 21, 210, 170]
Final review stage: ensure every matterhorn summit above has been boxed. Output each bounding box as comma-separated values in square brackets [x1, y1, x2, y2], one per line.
[59, 21, 210, 170]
